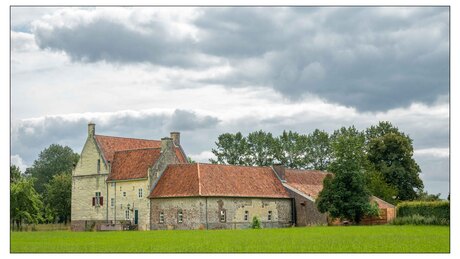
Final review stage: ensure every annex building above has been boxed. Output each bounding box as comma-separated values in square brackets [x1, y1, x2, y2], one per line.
[71, 123, 395, 231]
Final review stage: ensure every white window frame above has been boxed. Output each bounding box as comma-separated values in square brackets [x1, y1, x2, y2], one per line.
[159, 212, 164, 224]
[138, 188, 143, 198]
[125, 209, 130, 220]
[220, 210, 226, 223]
[110, 198, 115, 208]
[95, 192, 101, 206]
[178, 210, 183, 223]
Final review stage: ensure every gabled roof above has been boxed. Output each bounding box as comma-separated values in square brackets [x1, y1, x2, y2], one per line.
[284, 169, 331, 199]
[149, 163, 290, 199]
[107, 148, 161, 181]
[95, 135, 161, 162]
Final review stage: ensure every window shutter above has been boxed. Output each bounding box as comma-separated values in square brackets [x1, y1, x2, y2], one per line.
[100, 197, 103, 206]
[92, 197, 95, 206]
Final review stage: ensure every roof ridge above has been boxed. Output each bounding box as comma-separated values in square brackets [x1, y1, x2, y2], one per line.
[113, 147, 161, 154]
[196, 163, 273, 169]
[95, 134, 161, 142]
[197, 163, 201, 196]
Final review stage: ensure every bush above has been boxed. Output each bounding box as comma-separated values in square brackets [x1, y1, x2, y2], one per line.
[251, 216, 261, 229]
[391, 214, 449, 226]
[397, 201, 449, 222]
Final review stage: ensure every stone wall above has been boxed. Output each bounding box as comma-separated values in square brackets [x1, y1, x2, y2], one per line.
[150, 197, 292, 230]
[286, 188, 328, 226]
[71, 137, 109, 230]
[107, 180, 151, 230]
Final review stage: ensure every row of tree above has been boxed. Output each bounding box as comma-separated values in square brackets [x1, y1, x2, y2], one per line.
[210, 121, 427, 207]
[10, 145, 79, 230]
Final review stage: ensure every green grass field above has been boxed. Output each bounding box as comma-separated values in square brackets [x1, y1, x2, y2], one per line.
[10, 225, 449, 253]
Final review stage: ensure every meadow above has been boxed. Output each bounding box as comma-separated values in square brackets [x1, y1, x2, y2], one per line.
[10, 225, 449, 253]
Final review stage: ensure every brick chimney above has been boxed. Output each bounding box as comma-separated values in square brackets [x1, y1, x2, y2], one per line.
[170, 132, 180, 146]
[272, 164, 286, 182]
[88, 122, 95, 137]
[161, 137, 174, 154]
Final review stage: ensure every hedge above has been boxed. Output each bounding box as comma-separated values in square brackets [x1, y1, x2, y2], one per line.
[396, 201, 449, 223]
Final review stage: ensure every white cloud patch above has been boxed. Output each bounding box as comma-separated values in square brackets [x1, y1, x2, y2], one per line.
[415, 148, 449, 158]
[11, 155, 28, 172]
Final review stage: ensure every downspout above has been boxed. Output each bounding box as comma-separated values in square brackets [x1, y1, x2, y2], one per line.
[106, 181, 109, 223]
[114, 182, 117, 223]
[205, 197, 209, 229]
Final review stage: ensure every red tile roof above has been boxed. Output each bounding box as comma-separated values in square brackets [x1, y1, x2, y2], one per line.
[284, 169, 331, 199]
[149, 163, 290, 199]
[371, 196, 395, 209]
[107, 148, 161, 181]
[95, 135, 161, 162]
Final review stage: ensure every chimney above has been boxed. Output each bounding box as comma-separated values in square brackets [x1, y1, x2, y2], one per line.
[88, 122, 95, 137]
[161, 137, 174, 154]
[273, 164, 286, 182]
[170, 132, 180, 146]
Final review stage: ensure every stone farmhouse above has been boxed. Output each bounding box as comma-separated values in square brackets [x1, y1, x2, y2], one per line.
[71, 123, 395, 231]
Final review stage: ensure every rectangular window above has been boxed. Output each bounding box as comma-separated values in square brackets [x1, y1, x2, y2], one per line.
[111, 182, 115, 187]
[125, 210, 130, 220]
[94, 192, 101, 206]
[244, 211, 249, 221]
[97, 159, 101, 174]
[138, 188, 143, 198]
[178, 210, 183, 223]
[123, 191, 126, 197]
[220, 210, 226, 223]
[268, 211, 272, 221]
[159, 212, 164, 223]
[110, 198, 115, 208]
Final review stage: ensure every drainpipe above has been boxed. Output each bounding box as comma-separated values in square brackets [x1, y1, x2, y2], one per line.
[106, 181, 109, 223]
[114, 182, 117, 223]
[205, 197, 208, 230]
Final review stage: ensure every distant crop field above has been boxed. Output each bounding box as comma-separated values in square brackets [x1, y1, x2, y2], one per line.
[10, 225, 449, 253]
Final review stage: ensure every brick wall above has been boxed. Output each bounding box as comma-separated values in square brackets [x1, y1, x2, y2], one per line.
[286, 188, 328, 226]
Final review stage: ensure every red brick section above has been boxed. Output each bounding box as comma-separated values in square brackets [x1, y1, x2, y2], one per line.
[284, 169, 331, 199]
[107, 148, 161, 181]
[371, 196, 395, 208]
[149, 163, 290, 198]
[95, 135, 161, 162]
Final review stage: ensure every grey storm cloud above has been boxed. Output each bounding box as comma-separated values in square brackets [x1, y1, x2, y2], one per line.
[11, 109, 220, 166]
[31, 7, 449, 112]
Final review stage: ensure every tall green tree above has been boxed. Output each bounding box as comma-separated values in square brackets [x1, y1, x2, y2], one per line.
[246, 130, 277, 166]
[365, 122, 423, 201]
[10, 176, 43, 230]
[317, 126, 374, 223]
[10, 165, 22, 183]
[305, 129, 331, 170]
[274, 130, 307, 169]
[25, 144, 79, 194]
[44, 172, 72, 224]
[210, 132, 249, 165]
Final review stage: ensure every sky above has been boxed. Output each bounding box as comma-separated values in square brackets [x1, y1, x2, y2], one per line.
[10, 6, 449, 198]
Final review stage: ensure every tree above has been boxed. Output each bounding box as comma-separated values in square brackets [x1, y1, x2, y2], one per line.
[416, 190, 442, 201]
[316, 126, 374, 224]
[364, 170, 397, 205]
[246, 130, 277, 166]
[274, 130, 307, 169]
[25, 144, 79, 194]
[305, 129, 331, 170]
[10, 165, 22, 183]
[366, 122, 423, 201]
[44, 172, 72, 224]
[10, 177, 43, 230]
[210, 132, 249, 165]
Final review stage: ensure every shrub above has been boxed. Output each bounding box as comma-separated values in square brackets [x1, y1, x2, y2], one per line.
[391, 214, 449, 226]
[397, 201, 449, 224]
[251, 216, 261, 229]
